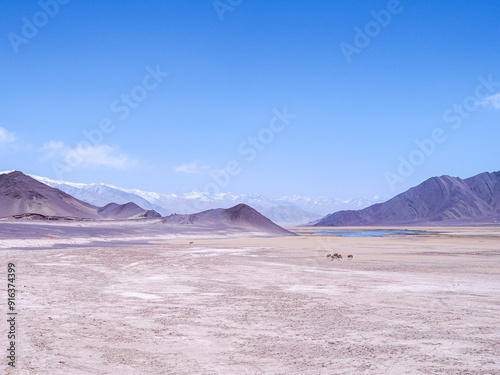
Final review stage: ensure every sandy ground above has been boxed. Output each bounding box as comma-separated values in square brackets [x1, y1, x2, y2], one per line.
[1, 224, 500, 374]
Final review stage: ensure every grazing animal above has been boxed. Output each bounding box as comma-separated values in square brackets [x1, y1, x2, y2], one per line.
[189, 241, 194, 244]
[327, 254, 332, 258]
[347, 254, 353, 259]
[337, 254, 342, 259]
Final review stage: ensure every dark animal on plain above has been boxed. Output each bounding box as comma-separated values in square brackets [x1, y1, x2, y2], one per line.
[347, 254, 353, 259]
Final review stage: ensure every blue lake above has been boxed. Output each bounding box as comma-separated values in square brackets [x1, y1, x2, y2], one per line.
[291, 229, 435, 237]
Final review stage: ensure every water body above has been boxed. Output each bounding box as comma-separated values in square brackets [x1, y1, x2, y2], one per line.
[292, 228, 436, 237]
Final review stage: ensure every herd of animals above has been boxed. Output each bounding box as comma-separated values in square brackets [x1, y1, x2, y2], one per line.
[327, 253, 353, 260]
[186, 241, 353, 261]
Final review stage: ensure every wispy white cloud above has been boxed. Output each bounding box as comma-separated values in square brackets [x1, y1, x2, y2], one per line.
[0, 127, 17, 144]
[40, 141, 137, 170]
[0, 126, 32, 152]
[479, 93, 500, 109]
[173, 161, 211, 174]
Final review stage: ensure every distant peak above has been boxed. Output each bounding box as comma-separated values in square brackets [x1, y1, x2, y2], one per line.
[5, 171, 26, 178]
[223, 204, 259, 221]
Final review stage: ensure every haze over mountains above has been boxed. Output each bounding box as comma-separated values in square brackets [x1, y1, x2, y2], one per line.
[316, 171, 500, 226]
[6, 173, 382, 226]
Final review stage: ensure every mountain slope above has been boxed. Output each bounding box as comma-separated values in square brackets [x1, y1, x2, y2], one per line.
[0, 171, 158, 220]
[31, 175, 169, 215]
[463, 171, 500, 212]
[162, 204, 295, 236]
[0, 171, 101, 219]
[315, 172, 500, 226]
[13, 173, 382, 225]
[97, 202, 154, 219]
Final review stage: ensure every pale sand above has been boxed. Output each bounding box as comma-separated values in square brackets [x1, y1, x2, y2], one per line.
[2, 227, 500, 374]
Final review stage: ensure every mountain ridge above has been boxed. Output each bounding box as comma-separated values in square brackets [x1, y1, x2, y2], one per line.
[0, 172, 382, 225]
[0, 171, 157, 220]
[315, 171, 500, 226]
[0, 171, 293, 237]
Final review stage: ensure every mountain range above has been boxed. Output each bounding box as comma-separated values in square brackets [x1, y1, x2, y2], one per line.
[2, 170, 498, 227]
[0, 171, 295, 237]
[0, 171, 159, 220]
[315, 171, 500, 226]
[1, 172, 382, 226]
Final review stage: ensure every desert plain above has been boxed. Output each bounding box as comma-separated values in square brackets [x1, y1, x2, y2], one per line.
[1, 222, 500, 375]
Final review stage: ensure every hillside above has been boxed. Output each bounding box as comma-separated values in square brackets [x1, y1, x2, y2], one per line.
[162, 204, 295, 236]
[315, 171, 500, 226]
[0, 171, 155, 220]
[0, 171, 101, 219]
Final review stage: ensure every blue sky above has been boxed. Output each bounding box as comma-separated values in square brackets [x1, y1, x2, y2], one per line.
[1, 0, 499, 200]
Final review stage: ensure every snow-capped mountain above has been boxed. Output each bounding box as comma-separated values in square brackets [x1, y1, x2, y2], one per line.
[276, 195, 383, 215]
[0, 172, 383, 226]
[259, 206, 323, 227]
[31, 175, 168, 215]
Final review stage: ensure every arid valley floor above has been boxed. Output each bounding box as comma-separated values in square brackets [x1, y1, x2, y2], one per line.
[2, 223, 500, 374]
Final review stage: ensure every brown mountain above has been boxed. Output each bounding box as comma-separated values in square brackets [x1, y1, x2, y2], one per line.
[162, 203, 295, 236]
[0, 171, 157, 220]
[98, 202, 145, 219]
[98, 203, 162, 219]
[0, 171, 101, 219]
[315, 171, 500, 226]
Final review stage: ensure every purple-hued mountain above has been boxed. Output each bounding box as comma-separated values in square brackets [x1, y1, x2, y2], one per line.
[98, 203, 162, 219]
[98, 202, 146, 219]
[0, 171, 291, 235]
[162, 203, 295, 236]
[315, 171, 500, 226]
[0, 171, 101, 219]
[0, 171, 157, 220]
